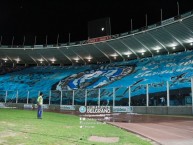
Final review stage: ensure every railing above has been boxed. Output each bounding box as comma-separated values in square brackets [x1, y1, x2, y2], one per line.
[0, 79, 193, 107]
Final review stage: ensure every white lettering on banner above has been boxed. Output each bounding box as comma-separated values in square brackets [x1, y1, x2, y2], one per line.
[113, 106, 133, 113]
[179, 60, 193, 66]
[24, 104, 33, 109]
[60, 105, 75, 110]
[34, 104, 49, 109]
[0, 103, 5, 108]
[134, 67, 193, 78]
[87, 36, 111, 44]
[86, 106, 111, 114]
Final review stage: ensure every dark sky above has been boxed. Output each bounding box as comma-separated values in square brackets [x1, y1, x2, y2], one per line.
[0, 0, 193, 45]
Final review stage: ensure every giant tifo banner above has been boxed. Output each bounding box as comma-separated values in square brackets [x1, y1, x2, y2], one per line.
[87, 35, 111, 44]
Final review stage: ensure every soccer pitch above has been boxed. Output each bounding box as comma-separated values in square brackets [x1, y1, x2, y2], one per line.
[0, 109, 151, 145]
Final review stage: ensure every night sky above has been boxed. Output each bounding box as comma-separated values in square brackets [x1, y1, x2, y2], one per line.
[0, 0, 193, 45]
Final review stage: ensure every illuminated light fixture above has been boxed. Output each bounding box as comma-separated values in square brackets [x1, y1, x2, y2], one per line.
[86, 56, 92, 61]
[190, 42, 193, 46]
[74, 57, 79, 63]
[38, 58, 44, 64]
[138, 49, 146, 55]
[184, 38, 193, 43]
[173, 46, 176, 50]
[50, 58, 56, 63]
[153, 46, 161, 52]
[167, 42, 178, 48]
[124, 51, 132, 56]
[101, 27, 104, 31]
[114, 56, 117, 59]
[111, 53, 118, 57]
[2, 58, 8, 63]
[127, 55, 130, 57]
[15, 58, 20, 63]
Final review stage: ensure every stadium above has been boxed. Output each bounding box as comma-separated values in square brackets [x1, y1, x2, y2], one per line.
[0, 1, 193, 145]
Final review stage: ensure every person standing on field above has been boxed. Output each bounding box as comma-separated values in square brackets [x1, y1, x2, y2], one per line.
[37, 92, 43, 119]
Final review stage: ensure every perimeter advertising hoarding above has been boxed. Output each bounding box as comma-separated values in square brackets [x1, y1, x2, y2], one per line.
[60, 105, 76, 111]
[24, 104, 49, 109]
[113, 106, 133, 113]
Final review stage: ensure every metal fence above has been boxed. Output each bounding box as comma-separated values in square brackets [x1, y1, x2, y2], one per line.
[0, 79, 193, 107]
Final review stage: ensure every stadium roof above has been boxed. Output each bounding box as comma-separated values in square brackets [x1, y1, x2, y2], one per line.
[0, 10, 193, 65]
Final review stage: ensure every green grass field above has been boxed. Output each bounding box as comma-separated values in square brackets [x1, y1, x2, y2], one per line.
[0, 109, 151, 145]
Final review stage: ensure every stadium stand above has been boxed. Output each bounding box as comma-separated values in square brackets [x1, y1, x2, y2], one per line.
[0, 50, 192, 106]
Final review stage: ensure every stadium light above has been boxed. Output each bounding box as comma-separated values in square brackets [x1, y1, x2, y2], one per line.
[74, 57, 79, 63]
[15, 58, 21, 63]
[138, 49, 146, 55]
[38, 58, 44, 64]
[111, 54, 118, 60]
[167, 42, 178, 48]
[124, 51, 132, 56]
[2, 58, 8, 63]
[50, 58, 56, 63]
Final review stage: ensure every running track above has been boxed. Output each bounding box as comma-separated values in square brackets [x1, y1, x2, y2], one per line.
[108, 114, 193, 145]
